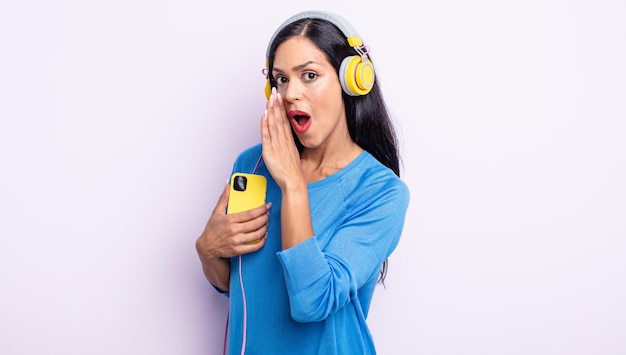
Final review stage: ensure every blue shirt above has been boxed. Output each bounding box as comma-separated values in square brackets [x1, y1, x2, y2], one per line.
[224, 144, 410, 355]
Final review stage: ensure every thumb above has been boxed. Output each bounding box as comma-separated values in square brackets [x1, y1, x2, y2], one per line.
[214, 183, 230, 213]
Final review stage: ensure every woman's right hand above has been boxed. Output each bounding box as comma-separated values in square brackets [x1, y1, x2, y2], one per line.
[195, 183, 271, 289]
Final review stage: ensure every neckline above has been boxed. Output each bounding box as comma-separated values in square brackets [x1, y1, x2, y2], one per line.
[306, 150, 369, 188]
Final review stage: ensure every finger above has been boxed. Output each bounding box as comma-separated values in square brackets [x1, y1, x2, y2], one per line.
[262, 88, 273, 131]
[261, 109, 270, 143]
[274, 92, 293, 145]
[228, 201, 270, 224]
[270, 89, 287, 129]
[240, 228, 268, 249]
[265, 88, 272, 111]
[275, 91, 286, 118]
[243, 220, 268, 241]
[269, 91, 291, 145]
[267, 90, 280, 139]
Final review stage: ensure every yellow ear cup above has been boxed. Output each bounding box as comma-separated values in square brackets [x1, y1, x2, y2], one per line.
[263, 59, 272, 100]
[340, 55, 375, 96]
[264, 79, 272, 100]
[355, 59, 375, 93]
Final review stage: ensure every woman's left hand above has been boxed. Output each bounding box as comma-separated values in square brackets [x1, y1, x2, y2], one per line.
[261, 87, 303, 189]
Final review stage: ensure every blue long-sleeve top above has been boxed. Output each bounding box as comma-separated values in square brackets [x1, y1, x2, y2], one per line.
[223, 144, 410, 355]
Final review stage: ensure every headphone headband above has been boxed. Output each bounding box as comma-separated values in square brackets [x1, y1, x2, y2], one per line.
[265, 10, 363, 59]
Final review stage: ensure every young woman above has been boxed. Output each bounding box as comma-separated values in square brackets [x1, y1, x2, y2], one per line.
[196, 11, 410, 354]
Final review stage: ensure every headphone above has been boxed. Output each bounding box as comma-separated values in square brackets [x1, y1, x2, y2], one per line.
[264, 10, 375, 99]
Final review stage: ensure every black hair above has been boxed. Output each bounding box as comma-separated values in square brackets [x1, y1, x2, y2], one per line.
[267, 17, 402, 284]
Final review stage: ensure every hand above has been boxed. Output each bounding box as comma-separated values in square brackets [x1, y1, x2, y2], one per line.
[196, 183, 271, 260]
[261, 87, 303, 189]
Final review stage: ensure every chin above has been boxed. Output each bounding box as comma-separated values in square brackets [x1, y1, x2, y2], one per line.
[297, 138, 320, 150]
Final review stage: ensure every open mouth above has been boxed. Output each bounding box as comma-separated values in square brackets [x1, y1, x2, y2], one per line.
[288, 110, 311, 133]
[294, 115, 309, 126]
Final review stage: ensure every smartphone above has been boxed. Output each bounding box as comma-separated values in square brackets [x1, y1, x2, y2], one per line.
[227, 173, 267, 214]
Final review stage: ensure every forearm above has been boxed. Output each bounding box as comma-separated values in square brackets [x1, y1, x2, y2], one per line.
[280, 181, 314, 250]
[198, 251, 231, 292]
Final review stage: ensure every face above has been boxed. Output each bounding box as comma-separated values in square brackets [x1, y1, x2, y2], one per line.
[272, 36, 348, 151]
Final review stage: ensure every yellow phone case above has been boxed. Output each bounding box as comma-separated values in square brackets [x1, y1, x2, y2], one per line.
[227, 173, 267, 214]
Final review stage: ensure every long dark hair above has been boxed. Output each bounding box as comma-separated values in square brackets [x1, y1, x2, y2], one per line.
[267, 17, 401, 284]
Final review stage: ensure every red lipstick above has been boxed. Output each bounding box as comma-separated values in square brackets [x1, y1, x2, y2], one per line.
[288, 110, 312, 134]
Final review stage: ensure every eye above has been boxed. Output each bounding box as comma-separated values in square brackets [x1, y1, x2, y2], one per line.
[303, 72, 318, 82]
[274, 75, 288, 86]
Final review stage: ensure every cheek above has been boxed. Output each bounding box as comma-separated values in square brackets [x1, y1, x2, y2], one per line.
[316, 100, 346, 131]
[308, 74, 344, 118]
[315, 79, 343, 109]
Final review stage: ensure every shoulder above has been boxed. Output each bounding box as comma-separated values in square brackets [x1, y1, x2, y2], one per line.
[355, 152, 409, 192]
[232, 144, 263, 173]
[341, 152, 410, 210]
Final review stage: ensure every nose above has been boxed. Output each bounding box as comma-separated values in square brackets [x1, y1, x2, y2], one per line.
[282, 79, 302, 102]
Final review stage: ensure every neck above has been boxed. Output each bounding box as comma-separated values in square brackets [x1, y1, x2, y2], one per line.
[300, 140, 363, 183]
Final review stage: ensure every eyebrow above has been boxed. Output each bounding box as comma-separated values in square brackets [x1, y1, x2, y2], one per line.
[273, 60, 317, 74]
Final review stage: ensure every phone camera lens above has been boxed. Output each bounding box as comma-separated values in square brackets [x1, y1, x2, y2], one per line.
[234, 176, 247, 192]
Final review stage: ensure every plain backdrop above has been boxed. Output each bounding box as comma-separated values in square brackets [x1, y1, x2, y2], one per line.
[1, 0, 624, 354]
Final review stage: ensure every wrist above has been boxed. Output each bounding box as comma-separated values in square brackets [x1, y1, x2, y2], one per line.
[280, 176, 307, 195]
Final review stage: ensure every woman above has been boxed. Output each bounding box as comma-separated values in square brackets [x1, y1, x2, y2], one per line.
[196, 11, 410, 354]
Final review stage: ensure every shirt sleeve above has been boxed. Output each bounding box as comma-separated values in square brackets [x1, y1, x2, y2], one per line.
[276, 177, 410, 323]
